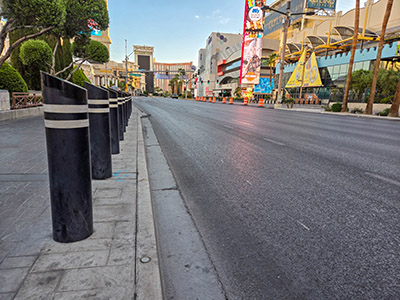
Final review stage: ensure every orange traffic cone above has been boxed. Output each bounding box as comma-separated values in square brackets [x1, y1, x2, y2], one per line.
[222, 97, 226, 104]
[229, 98, 233, 104]
[243, 97, 248, 106]
[258, 98, 264, 107]
[212, 97, 216, 103]
[209, 97, 212, 102]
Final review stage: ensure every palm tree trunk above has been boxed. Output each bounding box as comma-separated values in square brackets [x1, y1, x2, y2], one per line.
[388, 78, 400, 117]
[365, 0, 393, 114]
[342, 0, 360, 112]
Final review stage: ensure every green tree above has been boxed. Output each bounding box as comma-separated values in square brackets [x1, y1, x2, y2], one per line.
[0, 62, 28, 93]
[366, 0, 394, 114]
[266, 53, 278, 93]
[388, 78, 400, 117]
[342, 0, 360, 112]
[49, 0, 109, 76]
[70, 68, 89, 87]
[0, 0, 66, 67]
[65, 39, 109, 80]
[19, 39, 52, 89]
[350, 69, 372, 101]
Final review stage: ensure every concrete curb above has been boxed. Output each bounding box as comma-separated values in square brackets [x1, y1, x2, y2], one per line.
[135, 109, 163, 300]
[275, 107, 400, 121]
[0, 107, 44, 122]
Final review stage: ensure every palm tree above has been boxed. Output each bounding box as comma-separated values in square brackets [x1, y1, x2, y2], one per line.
[342, 0, 360, 112]
[365, 0, 394, 114]
[266, 53, 278, 93]
[388, 78, 400, 117]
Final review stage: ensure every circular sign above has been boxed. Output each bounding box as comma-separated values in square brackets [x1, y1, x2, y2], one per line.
[248, 7, 263, 22]
[246, 72, 257, 81]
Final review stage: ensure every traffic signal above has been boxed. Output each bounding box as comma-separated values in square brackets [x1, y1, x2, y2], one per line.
[166, 69, 169, 76]
[207, 80, 210, 84]
[201, 80, 203, 85]
[183, 70, 186, 75]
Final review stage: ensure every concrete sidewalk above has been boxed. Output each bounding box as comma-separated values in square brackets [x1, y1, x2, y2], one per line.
[0, 107, 161, 299]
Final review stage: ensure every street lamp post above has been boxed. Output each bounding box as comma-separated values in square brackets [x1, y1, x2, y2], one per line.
[125, 39, 134, 93]
[262, 2, 314, 103]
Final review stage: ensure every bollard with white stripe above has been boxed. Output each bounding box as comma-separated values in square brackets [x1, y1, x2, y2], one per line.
[41, 72, 93, 243]
[117, 92, 125, 140]
[108, 89, 120, 154]
[124, 93, 128, 129]
[84, 83, 112, 180]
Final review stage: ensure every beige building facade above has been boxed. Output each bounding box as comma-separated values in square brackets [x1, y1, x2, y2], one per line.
[153, 61, 194, 93]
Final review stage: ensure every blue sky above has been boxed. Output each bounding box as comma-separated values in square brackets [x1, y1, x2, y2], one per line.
[108, 0, 355, 65]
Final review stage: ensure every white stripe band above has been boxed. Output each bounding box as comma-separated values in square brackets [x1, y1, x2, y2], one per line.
[89, 108, 110, 113]
[88, 99, 109, 105]
[44, 104, 88, 113]
[110, 104, 118, 108]
[45, 119, 89, 129]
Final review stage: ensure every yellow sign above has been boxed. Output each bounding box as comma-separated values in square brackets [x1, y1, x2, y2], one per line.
[285, 50, 306, 88]
[303, 52, 322, 87]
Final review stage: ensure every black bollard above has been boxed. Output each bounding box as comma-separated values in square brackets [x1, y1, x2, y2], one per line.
[41, 72, 93, 243]
[117, 92, 125, 140]
[85, 83, 112, 179]
[124, 93, 128, 129]
[108, 89, 120, 154]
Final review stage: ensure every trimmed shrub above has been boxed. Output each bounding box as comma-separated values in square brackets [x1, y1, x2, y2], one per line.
[0, 62, 29, 94]
[377, 108, 390, 116]
[20, 39, 52, 67]
[70, 69, 90, 87]
[19, 39, 52, 90]
[331, 102, 342, 112]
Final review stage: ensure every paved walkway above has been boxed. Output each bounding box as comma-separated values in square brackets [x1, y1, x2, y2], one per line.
[0, 107, 161, 299]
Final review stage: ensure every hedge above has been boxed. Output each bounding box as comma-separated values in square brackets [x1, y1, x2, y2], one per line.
[0, 62, 29, 94]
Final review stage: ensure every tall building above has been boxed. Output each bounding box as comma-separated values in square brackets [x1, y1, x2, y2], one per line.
[197, 33, 243, 97]
[153, 62, 195, 93]
[134, 45, 154, 93]
[264, 0, 400, 101]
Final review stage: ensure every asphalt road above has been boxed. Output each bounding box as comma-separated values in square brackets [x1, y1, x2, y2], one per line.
[135, 97, 400, 300]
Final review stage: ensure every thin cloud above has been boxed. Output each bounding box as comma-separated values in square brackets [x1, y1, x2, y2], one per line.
[194, 15, 200, 19]
[218, 17, 230, 25]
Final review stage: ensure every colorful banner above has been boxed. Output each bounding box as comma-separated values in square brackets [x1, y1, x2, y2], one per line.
[240, 0, 265, 85]
[254, 77, 274, 93]
[306, 0, 336, 10]
[241, 36, 263, 84]
[286, 51, 307, 88]
[303, 52, 322, 87]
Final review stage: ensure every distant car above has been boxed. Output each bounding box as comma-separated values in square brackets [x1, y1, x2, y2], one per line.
[172, 94, 178, 99]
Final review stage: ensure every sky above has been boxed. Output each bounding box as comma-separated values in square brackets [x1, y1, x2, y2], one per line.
[108, 0, 356, 66]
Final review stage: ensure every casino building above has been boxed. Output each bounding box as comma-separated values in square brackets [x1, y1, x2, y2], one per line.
[265, 0, 400, 101]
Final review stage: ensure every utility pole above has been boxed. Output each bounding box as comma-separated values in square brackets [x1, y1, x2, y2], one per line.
[262, 2, 314, 103]
[125, 39, 128, 93]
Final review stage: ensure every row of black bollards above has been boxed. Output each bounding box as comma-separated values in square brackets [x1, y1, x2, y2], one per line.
[41, 72, 133, 243]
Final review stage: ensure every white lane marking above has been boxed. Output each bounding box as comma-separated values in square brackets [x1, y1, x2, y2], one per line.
[246, 180, 252, 186]
[296, 220, 310, 231]
[238, 121, 253, 127]
[224, 125, 235, 130]
[365, 172, 400, 187]
[263, 138, 285, 146]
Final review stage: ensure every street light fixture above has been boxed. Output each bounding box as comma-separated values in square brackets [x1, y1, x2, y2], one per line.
[262, 2, 315, 104]
[125, 39, 135, 93]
